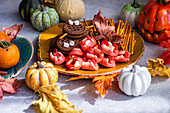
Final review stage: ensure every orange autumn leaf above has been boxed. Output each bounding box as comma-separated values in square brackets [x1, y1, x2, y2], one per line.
[92, 72, 119, 98]
[66, 76, 94, 81]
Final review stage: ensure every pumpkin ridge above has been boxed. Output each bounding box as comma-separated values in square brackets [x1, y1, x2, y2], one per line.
[44, 68, 55, 84]
[40, 12, 43, 31]
[48, 11, 58, 24]
[32, 10, 41, 29]
[30, 70, 40, 90]
[39, 69, 48, 86]
[137, 72, 147, 94]
[124, 73, 133, 95]
[28, 70, 35, 87]
[143, 4, 159, 33]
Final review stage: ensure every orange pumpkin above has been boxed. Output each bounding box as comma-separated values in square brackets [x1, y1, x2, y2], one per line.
[138, 0, 170, 43]
[0, 41, 20, 69]
[0, 31, 11, 42]
[25, 61, 58, 91]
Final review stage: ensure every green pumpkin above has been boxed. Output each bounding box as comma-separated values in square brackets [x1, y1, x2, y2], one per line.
[31, 5, 59, 31]
[120, 0, 144, 28]
[19, 0, 43, 21]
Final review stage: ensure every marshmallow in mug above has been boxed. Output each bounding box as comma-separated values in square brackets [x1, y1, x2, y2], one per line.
[68, 20, 79, 25]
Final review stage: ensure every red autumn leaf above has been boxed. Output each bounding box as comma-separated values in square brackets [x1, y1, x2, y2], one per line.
[158, 39, 170, 49]
[159, 49, 170, 65]
[93, 9, 115, 40]
[92, 72, 119, 98]
[0, 76, 23, 100]
[158, 39, 170, 65]
[2, 23, 24, 41]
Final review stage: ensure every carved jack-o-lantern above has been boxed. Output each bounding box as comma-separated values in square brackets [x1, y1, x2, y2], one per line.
[138, 0, 170, 43]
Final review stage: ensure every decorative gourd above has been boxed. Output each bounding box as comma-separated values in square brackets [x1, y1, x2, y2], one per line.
[31, 5, 59, 31]
[138, 0, 170, 43]
[25, 61, 58, 91]
[118, 65, 151, 96]
[0, 31, 11, 42]
[19, 0, 43, 21]
[54, 0, 85, 22]
[120, 0, 144, 28]
[0, 40, 20, 69]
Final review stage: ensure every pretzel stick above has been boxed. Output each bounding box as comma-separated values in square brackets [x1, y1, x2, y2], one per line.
[131, 32, 136, 54]
[83, 18, 88, 26]
[92, 21, 97, 36]
[59, 33, 67, 39]
[119, 20, 124, 34]
[125, 32, 131, 51]
[120, 21, 127, 36]
[129, 32, 133, 52]
[86, 25, 93, 29]
[122, 24, 129, 47]
[98, 40, 100, 45]
[117, 21, 121, 35]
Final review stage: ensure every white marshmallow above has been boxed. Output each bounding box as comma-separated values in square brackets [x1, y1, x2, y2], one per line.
[69, 20, 73, 25]
[74, 20, 79, 25]
[64, 42, 69, 48]
[69, 40, 75, 46]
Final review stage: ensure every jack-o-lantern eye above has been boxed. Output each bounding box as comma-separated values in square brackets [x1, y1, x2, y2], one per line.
[147, 19, 149, 24]
[142, 11, 145, 15]
[154, 18, 158, 22]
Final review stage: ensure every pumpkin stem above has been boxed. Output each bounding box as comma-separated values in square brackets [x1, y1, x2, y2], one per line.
[131, 65, 139, 73]
[131, 0, 140, 8]
[0, 40, 11, 49]
[41, 5, 46, 12]
[37, 61, 44, 69]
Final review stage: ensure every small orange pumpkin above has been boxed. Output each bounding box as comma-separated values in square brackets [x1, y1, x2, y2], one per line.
[0, 31, 11, 42]
[25, 61, 58, 91]
[0, 40, 20, 69]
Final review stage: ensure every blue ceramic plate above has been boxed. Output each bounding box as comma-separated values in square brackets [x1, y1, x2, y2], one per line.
[0, 35, 34, 79]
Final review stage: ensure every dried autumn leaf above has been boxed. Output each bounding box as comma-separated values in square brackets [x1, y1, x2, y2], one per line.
[33, 85, 83, 113]
[2, 23, 23, 41]
[146, 58, 170, 78]
[93, 9, 115, 40]
[158, 39, 170, 64]
[92, 73, 119, 98]
[0, 76, 23, 100]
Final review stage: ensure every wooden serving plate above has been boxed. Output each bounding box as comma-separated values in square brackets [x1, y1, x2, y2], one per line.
[38, 20, 144, 76]
[0, 35, 34, 79]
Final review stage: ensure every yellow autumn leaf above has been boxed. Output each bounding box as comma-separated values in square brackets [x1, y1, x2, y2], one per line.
[147, 58, 170, 78]
[32, 85, 83, 113]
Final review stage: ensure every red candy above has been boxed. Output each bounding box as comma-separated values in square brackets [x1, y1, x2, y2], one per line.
[50, 48, 65, 65]
[81, 59, 99, 71]
[66, 55, 83, 70]
[80, 35, 96, 51]
[86, 45, 104, 63]
[115, 50, 130, 62]
[99, 56, 116, 67]
[100, 39, 118, 56]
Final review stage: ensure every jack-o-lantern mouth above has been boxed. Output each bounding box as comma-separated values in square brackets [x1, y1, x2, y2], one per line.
[138, 24, 166, 36]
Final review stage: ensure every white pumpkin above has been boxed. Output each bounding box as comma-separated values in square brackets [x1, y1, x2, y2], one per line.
[118, 65, 151, 96]
[54, 0, 85, 22]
